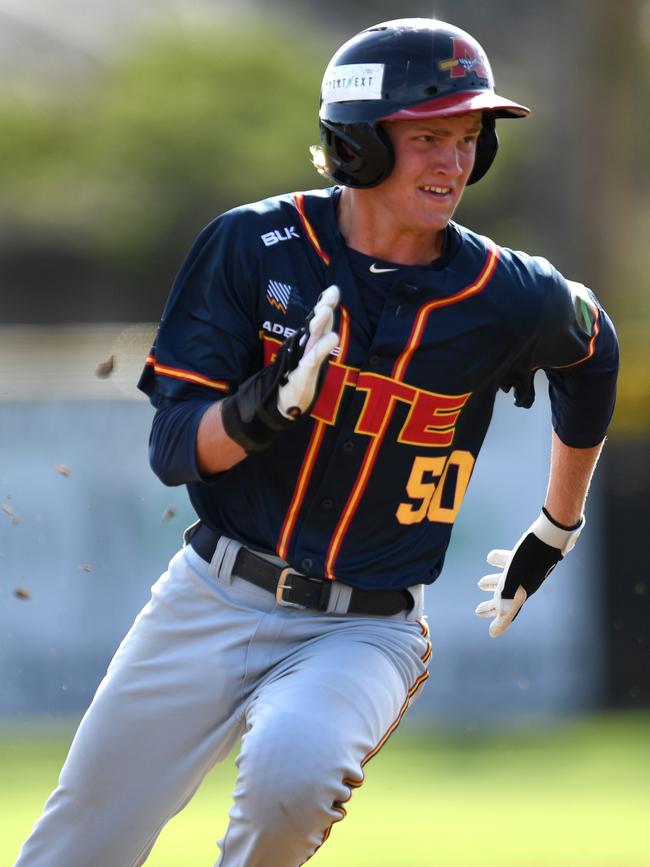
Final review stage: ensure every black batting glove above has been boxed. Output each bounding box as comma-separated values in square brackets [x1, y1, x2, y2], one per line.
[221, 286, 339, 453]
[475, 507, 584, 638]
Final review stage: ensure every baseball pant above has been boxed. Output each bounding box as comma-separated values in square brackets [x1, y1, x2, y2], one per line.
[13, 538, 430, 867]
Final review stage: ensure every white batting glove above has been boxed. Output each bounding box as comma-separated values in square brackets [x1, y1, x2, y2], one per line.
[221, 286, 339, 453]
[475, 508, 584, 638]
[277, 285, 340, 419]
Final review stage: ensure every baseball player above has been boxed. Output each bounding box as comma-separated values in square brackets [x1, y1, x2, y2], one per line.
[15, 18, 618, 867]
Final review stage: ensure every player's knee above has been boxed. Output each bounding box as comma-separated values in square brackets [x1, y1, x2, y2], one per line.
[259, 777, 331, 840]
[241, 720, 351, 838]
[247, 758, 335, 837]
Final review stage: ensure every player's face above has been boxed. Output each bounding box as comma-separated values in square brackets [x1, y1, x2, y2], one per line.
[377, 113, 481, 233]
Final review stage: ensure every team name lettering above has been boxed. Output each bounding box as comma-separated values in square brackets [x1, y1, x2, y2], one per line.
[313, 368, 470, 448]
[262, 321, 297, 340]
[311, 362, 359, 424]
[260, 335, 470, 447]
[260, 226, 300, 247]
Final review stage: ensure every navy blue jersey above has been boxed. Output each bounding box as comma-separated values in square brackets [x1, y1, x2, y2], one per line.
[138, 187, 618, 590]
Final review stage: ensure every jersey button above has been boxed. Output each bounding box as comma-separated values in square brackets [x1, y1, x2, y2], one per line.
[321, 498, 334, 511]
[301, 558, 313, 572]
[369, 354, 381, 366]
[343, 440, 355, 453]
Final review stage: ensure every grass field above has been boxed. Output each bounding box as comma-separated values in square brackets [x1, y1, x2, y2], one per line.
[2, 714, 649, 867]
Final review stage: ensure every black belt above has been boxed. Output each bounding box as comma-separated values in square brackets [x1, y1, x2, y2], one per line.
[189, 524, 413, 616]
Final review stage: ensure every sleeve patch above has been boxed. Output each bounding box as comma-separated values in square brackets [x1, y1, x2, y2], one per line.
[568, 280, 597, 336]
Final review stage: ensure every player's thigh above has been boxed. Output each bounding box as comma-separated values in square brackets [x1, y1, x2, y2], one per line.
[58, 547, 261, 801]
[238, 616, 430, 808]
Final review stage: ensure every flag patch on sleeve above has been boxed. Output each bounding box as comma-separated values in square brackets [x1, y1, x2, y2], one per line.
[266, 279, 294, 314]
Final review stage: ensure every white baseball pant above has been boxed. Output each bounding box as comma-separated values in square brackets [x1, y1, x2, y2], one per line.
[14, 537, 430, 867]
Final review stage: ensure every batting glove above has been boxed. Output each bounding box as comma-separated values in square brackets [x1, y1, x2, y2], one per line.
[474, 508, 584, 638]
[222, 286, 339, 452]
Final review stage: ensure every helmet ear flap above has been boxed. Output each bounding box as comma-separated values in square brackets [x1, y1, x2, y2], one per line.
[324, 122, 363, 171]
[318, 120, 395, 188]
[318, 114, 500, 187]
[467, 115, 499, 185]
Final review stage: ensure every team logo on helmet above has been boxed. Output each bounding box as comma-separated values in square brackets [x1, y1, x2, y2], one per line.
[438, 37, 489, 80]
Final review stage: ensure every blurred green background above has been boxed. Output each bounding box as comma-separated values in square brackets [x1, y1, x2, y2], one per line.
[1, 0, 649, 437]
[0, 1, 648, 426]
[3, 715, 650, 866]
[1, 1, 649, 864]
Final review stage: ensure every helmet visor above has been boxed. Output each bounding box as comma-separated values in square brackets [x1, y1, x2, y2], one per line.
[380, 90, 529, 121]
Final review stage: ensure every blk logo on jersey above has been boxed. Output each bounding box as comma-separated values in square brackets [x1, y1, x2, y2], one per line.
[260, 226, 300, 247]
[438, 37, 490, 80]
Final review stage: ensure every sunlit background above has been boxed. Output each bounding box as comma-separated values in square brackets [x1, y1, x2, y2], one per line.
[1, 1, 649, 865]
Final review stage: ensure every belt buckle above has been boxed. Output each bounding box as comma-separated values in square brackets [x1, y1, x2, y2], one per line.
[275, 567, 305, 609]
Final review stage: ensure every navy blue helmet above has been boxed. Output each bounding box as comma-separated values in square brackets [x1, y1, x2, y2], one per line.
[314, 18, 530, 188]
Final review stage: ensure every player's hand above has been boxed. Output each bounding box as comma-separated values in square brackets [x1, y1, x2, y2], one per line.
[221, 286, 339, 452]
[474, 508, 584, 638]
[277, 285, 340, 419]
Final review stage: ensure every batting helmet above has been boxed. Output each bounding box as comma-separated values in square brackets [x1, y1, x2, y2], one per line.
[313, 18, 530, 188]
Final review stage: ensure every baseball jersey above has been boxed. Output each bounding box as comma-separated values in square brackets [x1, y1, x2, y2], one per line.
[138, 187, 618, 590]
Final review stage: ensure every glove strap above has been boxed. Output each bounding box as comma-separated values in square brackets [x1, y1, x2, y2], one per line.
[532, 509, 585, 555]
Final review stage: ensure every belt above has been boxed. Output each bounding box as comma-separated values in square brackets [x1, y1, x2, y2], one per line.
[189, 524, 414, 616]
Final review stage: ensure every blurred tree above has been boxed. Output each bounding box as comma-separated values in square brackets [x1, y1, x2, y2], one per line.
[0, 16, 328, 321]
[0, 2, 648, 440]
[0, 4, 560, 326]
[579, 0, 650, 439]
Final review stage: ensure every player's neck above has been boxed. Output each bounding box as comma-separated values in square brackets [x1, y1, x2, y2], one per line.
[337, 187, 446, 265]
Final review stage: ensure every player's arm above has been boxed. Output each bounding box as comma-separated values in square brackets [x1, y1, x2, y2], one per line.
[217, 286, 339, 455]
[476, 275, 618, 638]
[544, 429, 603, 526]
[197, 285, 340, 473]
[139, 211, 338, 484]
[475, 432, 603, 637]
[196, 402, 247, 474]
[151, 287, 340, 482]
